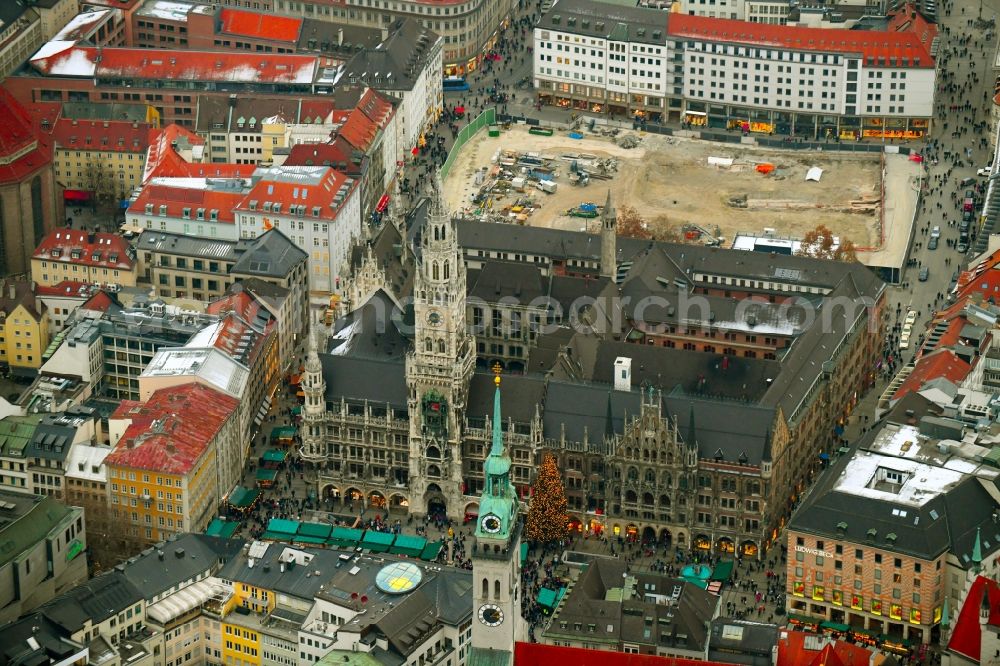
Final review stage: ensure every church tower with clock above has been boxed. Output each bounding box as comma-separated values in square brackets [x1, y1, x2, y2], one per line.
[405, 172, 475, 517]
[469, 373, 526, 664]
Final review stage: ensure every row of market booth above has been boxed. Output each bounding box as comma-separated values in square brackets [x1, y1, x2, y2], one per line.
[258, 517, 445, 561]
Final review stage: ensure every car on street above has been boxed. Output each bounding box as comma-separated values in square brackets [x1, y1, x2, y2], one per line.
[919, 267, 929, 281]
[899, 333, 910, 350]
[958, 241, 969, 253]
[980, 166, 993, 177]
[963, 210, 973, 222]
[905, 310, 917, 326]
[928, 236, 938, 250]
[931, 226, 941, 238]
[902, 323, 912, 337]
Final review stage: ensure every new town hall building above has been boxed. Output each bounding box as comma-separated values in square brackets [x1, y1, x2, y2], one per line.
[302, 182, 887, 559]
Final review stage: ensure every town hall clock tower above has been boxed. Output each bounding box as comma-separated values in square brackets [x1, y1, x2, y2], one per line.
[469, 373, 526, 665]
[405, 172, 474, 517]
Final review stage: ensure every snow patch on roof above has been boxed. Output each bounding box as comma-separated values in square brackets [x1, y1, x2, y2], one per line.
[31, 40, 78, 62]
[137, 0, 200, 21]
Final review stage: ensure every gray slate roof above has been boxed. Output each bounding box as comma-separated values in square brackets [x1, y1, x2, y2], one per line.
[542, 380, 640, 443]
[537, 0, 669, 45]
[0, 614, 80, 666]
[665, 393, 776, 465]
[137, 230, 238, 261]
[789, 441, 1000, 562]
[118, 533, 243, 601]
[231, 229, 308, 279]
[38, 571, 143, 632]
[342, 19, 441, 91]
[321, 354, 407, 410]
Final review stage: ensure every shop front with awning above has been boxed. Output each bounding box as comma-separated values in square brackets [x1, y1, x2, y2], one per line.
[63, 189, 91, 203]
[254, 395, 272, 426]
[256, 468, 278, 488]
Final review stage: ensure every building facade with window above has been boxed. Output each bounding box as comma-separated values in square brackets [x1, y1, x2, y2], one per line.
[51, 118, 151, 202]
[106, 383, 240, 545]
[31, 230, 138, 289]
[533, 0, 935, 139]
[785, 420, 1000, 645]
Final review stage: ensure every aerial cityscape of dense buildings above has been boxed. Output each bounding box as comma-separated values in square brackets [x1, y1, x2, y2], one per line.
[1, 0, 1000, 664]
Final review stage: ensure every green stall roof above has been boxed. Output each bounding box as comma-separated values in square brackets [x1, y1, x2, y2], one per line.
[420, 540, 444, 561]
[227, 486, 260, 509]
[520, 542, 528, 565]
[361, 530, 395, 553]
[205, 518, 239, 538]
[263, 449, 288, 463]
[328, 527, 364, 547]
[710, 561, 734, 581]
[297, 522, 332, 539]
[271, 426, 297, 440]
[266, 518, 299, 536]
[294, 536, 328, 544]
[389, 534, 427, 557]
[256, 469, 278, 481]
[536, 587, 566, 609]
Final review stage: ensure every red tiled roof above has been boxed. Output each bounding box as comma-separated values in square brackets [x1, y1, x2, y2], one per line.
[81, 290, 117, 313]
[298, 100, 338, 124]
[948, 575, 1000, 661]
[107, 383, 238, 475]
[513, 643, 733, 666]
[95, 49, 324, 84]
[667, 14, 935, 68]
[129, 183, 244, 224]
[284, 142, 353, 168]
[338, 107, 379, 153]
[234, 167, 357, 222]
[0, 88, 51, 185]
[52, 118, 151, 154]
[26, 101, 63, 139]
[776, 631, 880, 666]
[219, 8, 302, 43]
[887, 3, 939, 47]
[143, 124, 255, 182]
[34, 280, 94, 298]
[32, 229, 136, 271]
[893, 349, 972, 401]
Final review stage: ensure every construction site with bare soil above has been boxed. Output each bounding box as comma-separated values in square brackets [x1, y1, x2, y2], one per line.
[443, 124, 903, 253]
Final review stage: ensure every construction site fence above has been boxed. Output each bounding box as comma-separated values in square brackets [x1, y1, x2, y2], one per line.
[440, 107, 496, 180]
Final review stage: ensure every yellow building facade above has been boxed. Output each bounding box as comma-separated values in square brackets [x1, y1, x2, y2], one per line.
[52, 119, 151, 202]
[31, 230, 138, 289]
[0, 281, 49, 372]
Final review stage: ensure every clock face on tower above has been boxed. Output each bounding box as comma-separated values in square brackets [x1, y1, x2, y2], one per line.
[481, 513, 502, 534]
[478, 604, 504, 626]
[426, 310, 442, 326]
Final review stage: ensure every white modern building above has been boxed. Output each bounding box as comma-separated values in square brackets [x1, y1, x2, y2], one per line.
[534, 0, 936, 139]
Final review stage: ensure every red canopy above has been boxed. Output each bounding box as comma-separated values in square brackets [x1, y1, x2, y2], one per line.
[411, 147, 419, 155]
[454, 106, 465, 114]
[63, 190, 91, 202]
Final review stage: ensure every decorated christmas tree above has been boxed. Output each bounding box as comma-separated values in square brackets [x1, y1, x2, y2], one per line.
[525, 453, 569, 544]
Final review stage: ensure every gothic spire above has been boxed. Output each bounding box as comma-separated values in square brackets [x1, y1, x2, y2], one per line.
[490, 374, 504, 458]
[604, 391, 614, 441]
[973, 526, 983, 572]
[686, 403, 697, 449]
[305, 321, 322, 374]
[429, 168, 448, 222]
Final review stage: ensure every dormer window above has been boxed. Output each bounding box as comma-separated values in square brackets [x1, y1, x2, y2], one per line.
[158, 204, 167, 216]
[209, 209, 218, 220]
[196, 208, 205, 220]
[248, 200, 258, 211]
[273, 203, 281, 214]
[182, 207, 191, 219]
[51, 249, 61, 258]
[312, 206, 320, 217]
[145, 203, 153, 214]
[91, 252, 101, 262]
[70, 249, 81, 259]
[109, 252, 118, 263]
[263, 202, 272, 212]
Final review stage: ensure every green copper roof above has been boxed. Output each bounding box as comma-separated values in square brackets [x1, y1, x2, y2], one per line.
[475, 379, 519, 540]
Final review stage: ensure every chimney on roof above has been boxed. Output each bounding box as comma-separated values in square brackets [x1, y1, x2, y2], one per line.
[381, 26, 389, 41]
[7, 284, 15, 300]
[338, 28, 344, 46]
